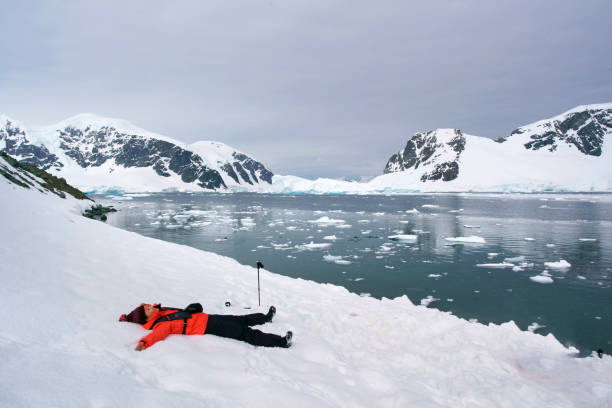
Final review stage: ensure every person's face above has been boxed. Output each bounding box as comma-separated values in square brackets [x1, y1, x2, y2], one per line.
[143, 304, 155, 320]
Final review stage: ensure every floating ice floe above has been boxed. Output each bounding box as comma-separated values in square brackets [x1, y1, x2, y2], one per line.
[463, 225, 480, 228]
[428, 274, 441, 279]
[323, 254, 351, 265]
[544, 260, 571, 270]
[323, 235, 337, 240]
[361, 230, 372, 235]
[530, 272, 554, 284]
[388, 234, 417, 241]
[405, 208, 420, 214]
[546, 243, 556, 248]
[579, 238, 597, 242]
[421, 204, 439, 208]
[476, 263, 515, 269]
[240, 218, 256, 226]
[524, 237, 536, 241]
[296, 241, 332, 251]
[445, 236, 486, 244]
[335, 224, 352, 229]
[173, 214, 192, 223]
[487, 253, 499, 258]
[357, 220, 370, 223]
[420, 295, 439, 306]
[504, 256, 526, 263]
[286, 226, 297, 231]
[308, 216, 345, 225]
[271, 243, 292, 250]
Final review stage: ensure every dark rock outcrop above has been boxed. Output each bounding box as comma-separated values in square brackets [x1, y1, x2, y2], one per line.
[0, 120, 62, 170]
[384, 129, 465, 182]
[518, 108, 612, 156]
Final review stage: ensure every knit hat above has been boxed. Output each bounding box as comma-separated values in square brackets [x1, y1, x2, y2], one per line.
[119, 304, 148, 324]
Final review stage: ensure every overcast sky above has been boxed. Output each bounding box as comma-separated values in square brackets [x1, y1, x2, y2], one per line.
[2, 1, 611, 179]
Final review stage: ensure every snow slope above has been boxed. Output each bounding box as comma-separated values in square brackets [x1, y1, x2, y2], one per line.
[1, 161, 611, 407]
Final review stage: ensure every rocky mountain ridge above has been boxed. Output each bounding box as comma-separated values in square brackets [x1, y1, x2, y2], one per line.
[0, 114, 273, 192]
[384, 104, 612, 184]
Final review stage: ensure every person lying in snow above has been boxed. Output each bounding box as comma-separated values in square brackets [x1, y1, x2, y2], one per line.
[119, 303, 293, 350]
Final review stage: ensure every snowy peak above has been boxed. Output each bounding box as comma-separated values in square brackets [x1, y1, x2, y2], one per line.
[384, 128, 465, 182]
[0, 117, 62, 171]
[188, 141, 273, 185]
[0, 114, 274, 192]
[501, 103, 612, 156]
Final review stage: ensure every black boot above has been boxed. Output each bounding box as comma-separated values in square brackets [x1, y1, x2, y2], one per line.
[283, 331, 293, 348]
[266, 306, 276, 322]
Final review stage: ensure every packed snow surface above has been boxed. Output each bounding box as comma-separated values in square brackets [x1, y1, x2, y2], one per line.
[1, 174, 611, 407]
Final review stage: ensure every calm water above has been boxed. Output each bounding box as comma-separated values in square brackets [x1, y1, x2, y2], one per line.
[96, 192, 612, 356]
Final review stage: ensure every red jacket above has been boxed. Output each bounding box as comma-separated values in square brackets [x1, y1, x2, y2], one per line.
[139, 309, 209, 349]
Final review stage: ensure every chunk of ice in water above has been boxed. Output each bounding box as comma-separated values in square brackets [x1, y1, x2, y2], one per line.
[296, 241, 332, 250]
[388, 234, 417, 241]
[504, 256, 526, 263]
[530, 275, 554, 284]
[544, 260, 571, 269]
[420, 295, 439, 306]
[476, 263, 515, 269]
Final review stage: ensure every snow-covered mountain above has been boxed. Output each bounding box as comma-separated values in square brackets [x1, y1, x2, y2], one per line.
[0, 113, 273, 193]
[381, 103, 612, 191]
[271, 103, 612, 194]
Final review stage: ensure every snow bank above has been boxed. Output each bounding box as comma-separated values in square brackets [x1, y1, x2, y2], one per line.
[1, 179, 611, 407]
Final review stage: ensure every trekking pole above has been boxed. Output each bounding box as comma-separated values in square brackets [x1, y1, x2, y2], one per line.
[256, 261, 264, 306]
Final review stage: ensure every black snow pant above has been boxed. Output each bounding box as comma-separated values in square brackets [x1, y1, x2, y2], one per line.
[204, 312, 286, 348]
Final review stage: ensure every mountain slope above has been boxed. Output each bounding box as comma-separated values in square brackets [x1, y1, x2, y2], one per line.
[0, 113, 273, 193]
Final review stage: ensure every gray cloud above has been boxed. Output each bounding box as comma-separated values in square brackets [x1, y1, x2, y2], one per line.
[2, 0, 611, 178]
